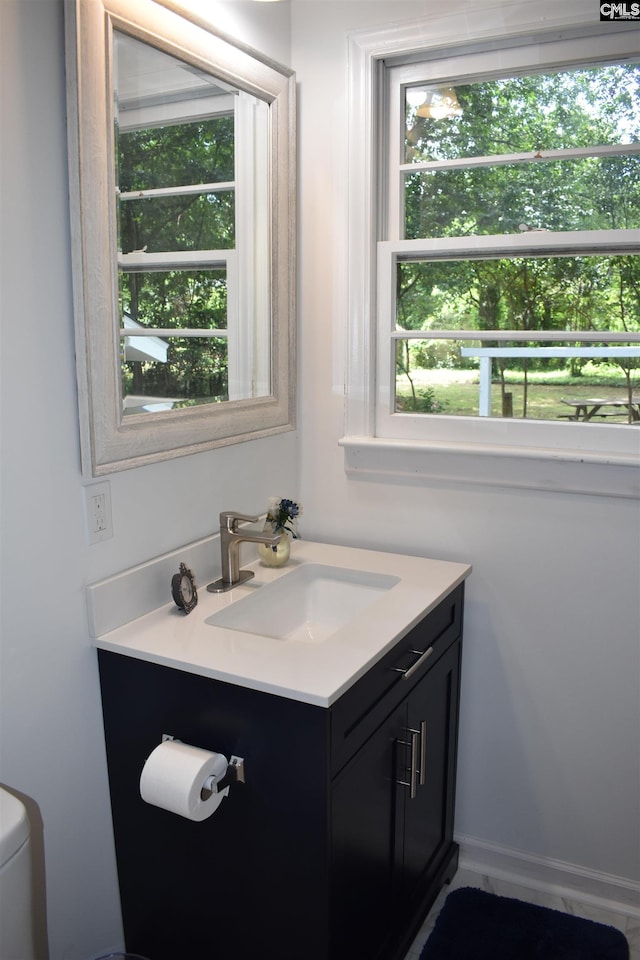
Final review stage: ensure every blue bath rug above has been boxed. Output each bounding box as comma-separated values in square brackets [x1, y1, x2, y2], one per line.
[419, 887, 629, 960]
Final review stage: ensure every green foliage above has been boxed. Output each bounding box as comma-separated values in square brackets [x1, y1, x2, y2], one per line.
[397, 256, 640, 345]
[405, 65, 640, 239]
[117, 115, 236, 402]
[395, 368, 638, 420]
[120, 269, 229, 401]
[396, 62, 640, 402]
[117, 117, 235, 253]
[396, 385, 447, 414]
[118, 117, 234, 189]
[405, 66, 639, 163]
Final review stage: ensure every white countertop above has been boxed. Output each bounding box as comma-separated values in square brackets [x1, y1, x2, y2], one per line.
[95, 541, 471, 707]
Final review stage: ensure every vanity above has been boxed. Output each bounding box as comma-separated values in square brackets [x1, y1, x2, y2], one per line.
[95, 541, 470, 960]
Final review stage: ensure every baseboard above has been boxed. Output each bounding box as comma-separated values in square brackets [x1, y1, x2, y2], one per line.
[455, 834, 640, 919]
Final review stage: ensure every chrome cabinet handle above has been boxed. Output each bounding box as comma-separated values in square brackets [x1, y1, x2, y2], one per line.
[410, 728, 419, 798]
[397, 729, 420, 799]
[398, 722, 427, 798]
[391, 645, 434, 680]
[419, 720, 427, 787]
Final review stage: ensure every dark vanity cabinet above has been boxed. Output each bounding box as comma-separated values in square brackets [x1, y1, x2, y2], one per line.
[98, 583, 464, 960]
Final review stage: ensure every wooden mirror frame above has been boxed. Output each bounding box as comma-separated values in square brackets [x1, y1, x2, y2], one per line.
[65, 0, 296, 475]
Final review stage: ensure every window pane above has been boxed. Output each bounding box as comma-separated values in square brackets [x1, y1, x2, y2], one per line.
[118, 191, 235, 252]
[394, 338, 640, 422]
[117, 116, 236, 252]
[404, 64, 640, 164]
[396, 256, 640, 338]
[119, 268, 230, 412]
[122, 336, 229, 413]
[119, 268, 228, 330]
[404, 155, 640, 239]
[117, 117, 234, 190]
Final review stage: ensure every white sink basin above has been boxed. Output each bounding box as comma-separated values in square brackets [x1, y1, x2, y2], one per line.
[206, 563, 400, 642]
[93, 539, 471, 705]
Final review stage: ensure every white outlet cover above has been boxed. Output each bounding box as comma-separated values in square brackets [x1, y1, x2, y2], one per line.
[83, 480, 113, 544]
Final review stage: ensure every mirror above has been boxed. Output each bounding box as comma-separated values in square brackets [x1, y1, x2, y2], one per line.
[66, 0, 296, 475]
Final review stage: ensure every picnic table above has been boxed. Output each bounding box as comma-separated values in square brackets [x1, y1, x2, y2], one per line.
[560, 397, 640, 422]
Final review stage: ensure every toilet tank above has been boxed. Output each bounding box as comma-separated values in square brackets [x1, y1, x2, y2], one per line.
[0, 787, 36, 960]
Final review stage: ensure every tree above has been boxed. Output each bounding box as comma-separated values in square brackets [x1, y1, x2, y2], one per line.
[117, 115, 235, 404]
[397, 63, 640, 415]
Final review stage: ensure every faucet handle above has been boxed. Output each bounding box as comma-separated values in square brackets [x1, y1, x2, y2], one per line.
[219, 510, 260, 532]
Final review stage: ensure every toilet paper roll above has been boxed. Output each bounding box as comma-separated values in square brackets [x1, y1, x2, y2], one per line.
[140, 740, 229, 821]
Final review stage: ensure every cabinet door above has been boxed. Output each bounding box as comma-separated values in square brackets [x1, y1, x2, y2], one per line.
[330, 703, 406, 960]
[401, 640, 460, 896]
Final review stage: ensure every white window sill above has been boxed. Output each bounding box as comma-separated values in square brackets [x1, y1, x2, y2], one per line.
[339, 436, 640, 500]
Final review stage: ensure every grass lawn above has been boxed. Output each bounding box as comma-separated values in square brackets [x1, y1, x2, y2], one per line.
[396, 365, 640, 421]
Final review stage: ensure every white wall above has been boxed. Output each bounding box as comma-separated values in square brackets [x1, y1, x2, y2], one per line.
[292, 0, 640, 889]
[1, 1, 638, 958]
[0, 2, 295, 958]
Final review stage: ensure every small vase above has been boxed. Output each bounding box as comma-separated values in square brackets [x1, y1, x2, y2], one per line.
[258, 524, 291, 567]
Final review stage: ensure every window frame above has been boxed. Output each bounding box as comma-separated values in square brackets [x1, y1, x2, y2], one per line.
[343, 4, 640, 483]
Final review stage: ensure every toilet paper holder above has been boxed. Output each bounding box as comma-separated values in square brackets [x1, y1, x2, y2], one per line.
[161, 734, 245, 799]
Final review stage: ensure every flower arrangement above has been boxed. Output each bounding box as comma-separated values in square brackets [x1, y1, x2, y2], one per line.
[266, 497, 302, 538]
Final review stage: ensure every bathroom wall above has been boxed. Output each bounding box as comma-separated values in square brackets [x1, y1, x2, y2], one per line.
[292, 0, 639, 896]
[0, 2, 295, 958]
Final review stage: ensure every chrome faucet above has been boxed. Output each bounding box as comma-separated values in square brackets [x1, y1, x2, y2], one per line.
[207, 511, 282, 593]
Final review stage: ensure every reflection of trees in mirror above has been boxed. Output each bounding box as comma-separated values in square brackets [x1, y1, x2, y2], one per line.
[120, 269, 229, 406]
[118, 116, 235, 407]
[117, 117, 235, 252]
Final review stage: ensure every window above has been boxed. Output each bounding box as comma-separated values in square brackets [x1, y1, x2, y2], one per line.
[345, 8, 640, 474]
[379, 59, 639, 436]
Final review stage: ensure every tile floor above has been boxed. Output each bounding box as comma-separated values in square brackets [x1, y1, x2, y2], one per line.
[403, 867, 640, 960]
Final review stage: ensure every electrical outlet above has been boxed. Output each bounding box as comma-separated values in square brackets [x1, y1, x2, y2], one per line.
[84, 481, 113, 544]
